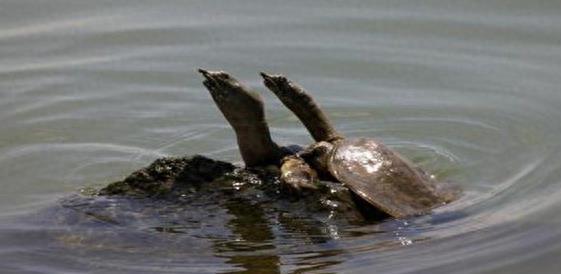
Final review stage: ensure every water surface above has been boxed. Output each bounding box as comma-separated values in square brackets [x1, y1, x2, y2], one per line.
[2, 0, 561, 273]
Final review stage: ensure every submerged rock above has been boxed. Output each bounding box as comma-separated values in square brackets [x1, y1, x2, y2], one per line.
[99, 155, 236, 197]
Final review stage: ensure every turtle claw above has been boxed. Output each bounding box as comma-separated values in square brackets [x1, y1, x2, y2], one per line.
[198, 69, 222, 85]
[198, 69, 260, 119]
[198, 69, 222, 96]
[198, 68, 211, 78]
[260, 72, 290, 97]
[259, 71, 270, 79]
[259, 72, 277, 85]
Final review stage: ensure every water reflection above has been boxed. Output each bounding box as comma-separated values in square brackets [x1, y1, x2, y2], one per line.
[216, 198, 280, 273]
[214, 197, 345, 273]
[35, 192, 349, 273]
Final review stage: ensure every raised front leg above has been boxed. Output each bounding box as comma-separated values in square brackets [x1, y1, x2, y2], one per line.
[199, 69, 282, 167]
[261, 73, 343, 143]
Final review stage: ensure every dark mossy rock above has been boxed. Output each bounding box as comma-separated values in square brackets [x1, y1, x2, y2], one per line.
[99, 155, 237, 197]
[98, 154, 386, 222]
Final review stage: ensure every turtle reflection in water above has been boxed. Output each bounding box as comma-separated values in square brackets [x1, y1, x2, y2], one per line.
[101, 69, 459, 221]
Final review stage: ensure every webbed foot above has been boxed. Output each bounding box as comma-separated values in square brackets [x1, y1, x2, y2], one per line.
[200, 69, 264, 125]
[261, 72, 342, 143]
[199, 69, 281, 167]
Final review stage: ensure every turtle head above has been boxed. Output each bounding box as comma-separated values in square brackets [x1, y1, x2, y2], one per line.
[300, 141, 335, 180]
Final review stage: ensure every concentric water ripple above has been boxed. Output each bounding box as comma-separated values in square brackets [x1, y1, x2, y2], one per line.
[1, 0, 561, 273]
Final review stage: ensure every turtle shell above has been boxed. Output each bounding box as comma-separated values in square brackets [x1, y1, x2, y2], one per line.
[327, 138, 457, 218]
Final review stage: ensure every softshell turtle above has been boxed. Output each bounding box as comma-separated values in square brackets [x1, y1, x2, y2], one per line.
[261, 73, 458, 218]
[198, 69, 458, 219]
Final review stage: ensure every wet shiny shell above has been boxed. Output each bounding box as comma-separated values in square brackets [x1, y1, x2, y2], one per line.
[327, 138, 456, 218]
